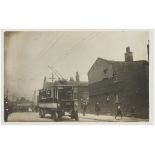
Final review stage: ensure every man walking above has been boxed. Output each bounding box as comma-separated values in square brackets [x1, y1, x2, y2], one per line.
[115, 105, 122, 119]
[95, 102, 100, 115]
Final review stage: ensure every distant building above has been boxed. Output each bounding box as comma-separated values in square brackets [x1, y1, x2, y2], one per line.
[87, 47, 149, 118]
[16, 103, 33, 112]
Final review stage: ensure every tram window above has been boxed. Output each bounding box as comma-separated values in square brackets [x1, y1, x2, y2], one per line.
[68, 92, 73, 100]
[74, 93, 78, 99]
[63, 92, 72, 100]
[51, 88, 54, 98]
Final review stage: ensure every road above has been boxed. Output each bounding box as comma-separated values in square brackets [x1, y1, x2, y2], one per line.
[7, 112, 97, 122]
[7, 112, 149, 123]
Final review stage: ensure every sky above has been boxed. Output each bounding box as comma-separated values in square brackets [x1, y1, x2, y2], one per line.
[4, 31, 149, 100]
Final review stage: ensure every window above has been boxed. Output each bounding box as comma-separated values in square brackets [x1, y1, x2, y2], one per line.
[113, 71, 118, 82]
[104, 68, 107, 74]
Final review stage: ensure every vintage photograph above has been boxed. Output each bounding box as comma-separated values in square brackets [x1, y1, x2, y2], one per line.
[3, 30, 150, 123]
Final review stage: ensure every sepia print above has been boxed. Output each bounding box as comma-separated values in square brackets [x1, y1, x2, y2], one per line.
[3, 30, 150, 123]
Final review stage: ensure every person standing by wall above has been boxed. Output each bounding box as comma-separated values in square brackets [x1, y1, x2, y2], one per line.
[95, 102, 100, 115]
[83, 102, 87, 116]
[83, 98, 88, 116]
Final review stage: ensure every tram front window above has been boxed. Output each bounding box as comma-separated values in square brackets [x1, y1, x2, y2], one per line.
[66, 92, 72, 100]
[60, 91, 72, 100]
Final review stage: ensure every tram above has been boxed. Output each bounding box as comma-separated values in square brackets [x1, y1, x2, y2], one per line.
[38, 81, 79, 121]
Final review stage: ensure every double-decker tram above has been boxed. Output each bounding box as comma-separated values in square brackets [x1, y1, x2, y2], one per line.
[38, 82, 79, 121]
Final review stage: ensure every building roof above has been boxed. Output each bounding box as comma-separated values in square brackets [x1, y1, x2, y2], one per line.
[88, 57, 148, 74]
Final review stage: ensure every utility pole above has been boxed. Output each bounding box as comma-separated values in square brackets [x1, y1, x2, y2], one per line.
[49, 72, 56, 84]
[51, 73, 54, 83]
[147, 40, 149, 62]
[50, 73, 56, 103]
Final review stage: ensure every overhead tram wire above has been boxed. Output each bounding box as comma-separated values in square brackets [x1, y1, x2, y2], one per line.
[51, 32, 100, 66]
[51, 32, 96, 65]
[22, 32, 93, 80]
[36, 33, 59, 58]
[22, 33, 58, 71]
[22, 32, 100, 81]
[48, 65, 60, 80]
[12, 32, 102, 99]
[48, 65, 65, 80]
[21, 33, 62, 76]
[50, 65, 64, 79]
[8, 32, 101, 100]
[38, 33, 64, 59]
[19, 33, 64, 80]
[18, 35, 59, 81]
[28, 33, 64, 79]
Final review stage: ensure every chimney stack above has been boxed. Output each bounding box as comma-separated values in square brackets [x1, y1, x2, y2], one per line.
[76, 72, 79, 82]
[125, 46, 133, 62]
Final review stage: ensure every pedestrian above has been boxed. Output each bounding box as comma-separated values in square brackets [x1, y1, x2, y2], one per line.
[4, 97, 9, 122]
[95, 102, 100, 115]
[115, 105, 122, 119]
[83, 98, 88, 116]
[83, 102, 87, 116]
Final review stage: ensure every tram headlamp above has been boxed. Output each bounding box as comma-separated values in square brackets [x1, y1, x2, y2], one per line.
[57, 103, 60, 107]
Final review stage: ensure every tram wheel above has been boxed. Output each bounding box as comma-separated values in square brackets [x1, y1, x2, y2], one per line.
[53, 112, 59, 121]
[39, 109, 45, 118]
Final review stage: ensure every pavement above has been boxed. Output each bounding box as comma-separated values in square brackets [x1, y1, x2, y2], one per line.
[78, 113, 149, 122]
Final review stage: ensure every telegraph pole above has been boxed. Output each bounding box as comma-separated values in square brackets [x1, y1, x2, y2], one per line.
[49, 72, 56, 103]
[147, 40, 149, 62]
[51, 73, 55, 84]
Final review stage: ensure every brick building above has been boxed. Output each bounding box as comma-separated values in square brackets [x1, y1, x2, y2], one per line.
[87, 47, 149, 118]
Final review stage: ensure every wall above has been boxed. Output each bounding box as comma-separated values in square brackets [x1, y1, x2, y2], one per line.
[88, 58, 113, 84]
[77, 85, 89, 112]
[87, 60, 149, 118]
